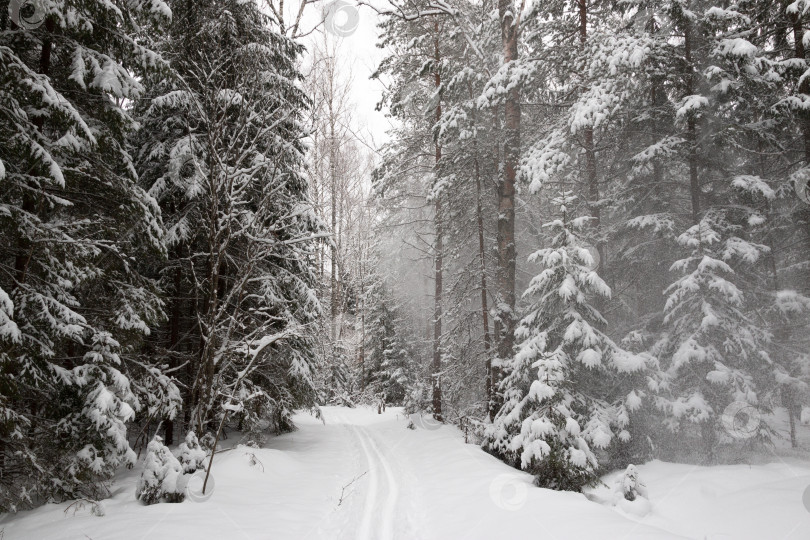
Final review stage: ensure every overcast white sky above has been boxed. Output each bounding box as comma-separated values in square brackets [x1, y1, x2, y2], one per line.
[286, 0, 393, 149]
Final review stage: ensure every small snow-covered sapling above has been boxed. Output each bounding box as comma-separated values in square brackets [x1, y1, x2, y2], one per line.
[619, 464, 647, 502]
[136, 436, 184, 505]
[177, 431, 207, 474]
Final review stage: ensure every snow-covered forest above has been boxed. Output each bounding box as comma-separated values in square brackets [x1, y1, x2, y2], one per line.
[1, 0, 810, 538]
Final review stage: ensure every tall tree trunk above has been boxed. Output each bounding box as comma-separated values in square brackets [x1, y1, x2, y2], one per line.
[359, 234, 366, 391]
[492, 0, 520, 418]
[791, 13, 810, 162]
[3, 15, 56, 476]
[759, 143, 799, 448]
[432, 27, 443, 420]
[13, 17, 55, 286]
[476, 155, 493, 417]
[578, 0, 604, 270]
[192, 144, 221, 433]
[684, 23, 701, 225]
[646, 11, 669, 315]
[468, 87, 493, 419]
[788, 13, 810, 447]
[165, 250, 183, 445]
[684, 13, 714, 459]
[329, 102, 339, 342]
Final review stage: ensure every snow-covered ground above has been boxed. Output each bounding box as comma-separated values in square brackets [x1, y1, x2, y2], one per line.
[2, 406, 809, 539]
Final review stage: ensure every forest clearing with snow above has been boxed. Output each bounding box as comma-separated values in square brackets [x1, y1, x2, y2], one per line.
[2, 0, 810, 538]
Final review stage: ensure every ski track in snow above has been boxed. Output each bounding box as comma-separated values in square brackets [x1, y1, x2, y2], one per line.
[333, 409, 403, 540]
[354, 425, 399, 540]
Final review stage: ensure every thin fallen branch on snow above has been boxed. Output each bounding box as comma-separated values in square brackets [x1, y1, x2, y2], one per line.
[338, 471, 368, 506]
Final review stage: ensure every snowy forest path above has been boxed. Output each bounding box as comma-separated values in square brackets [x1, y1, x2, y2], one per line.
[327, 408, 423, 540]
[8, 406, 805, 540]
[317, 406, 690, 540]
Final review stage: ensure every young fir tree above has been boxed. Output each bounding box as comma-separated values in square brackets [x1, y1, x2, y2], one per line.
[730, 0, 810, 448]
[135, 436, 184, 505]
[363, 278, 411, 405]
[486, 193, 650, 491]
[176, 431, 207, 474]
[0, 0, 179, 510]
[651, 212, 774, 458]
[635, 1, 805, 458]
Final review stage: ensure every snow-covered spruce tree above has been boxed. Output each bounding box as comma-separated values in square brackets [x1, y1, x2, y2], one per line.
[527, 0, 810, 459]
[651, 210, 775, 459]
[0, 0, 180, 510]
[626, 1, 810, 460]
[363, 277, 411, 405]
[519, 6, 675, 463]
[134, 0, 324, 439]
[485, 194, 650, 491]
[738, 1, 810, 448]
[596, 2, 775, 460]
[136, 436, 184, 505]
[177, 431, 207, 474]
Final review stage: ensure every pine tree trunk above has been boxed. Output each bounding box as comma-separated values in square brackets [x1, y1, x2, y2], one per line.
[790, 11, 810, 301]
[13, 17, 55, 286]
[192, 145, 222, 433]
[647, 12, 669, 313]
[578, 0, 604, 271]
[468, 88, 493, 419]
[784, 386, 799, 449]
[165, 256, 182, 445]
[492, 0, 520, 418]
[684, 23, 701, 225]
[432, 28, 443, 420]
[789, 402, 797, 449]
[476, 153, 493, 417]
[791, 13, 810, 162]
